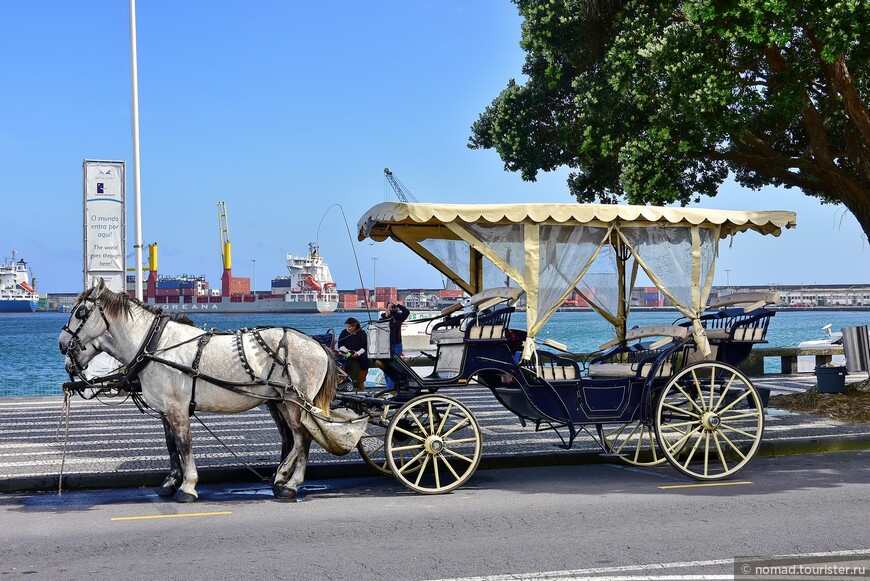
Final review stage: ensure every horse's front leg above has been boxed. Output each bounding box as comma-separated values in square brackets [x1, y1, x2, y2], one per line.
[271, 404, 312, 500]
[163, 407, 199, 503]
[158, 414, 183, 497]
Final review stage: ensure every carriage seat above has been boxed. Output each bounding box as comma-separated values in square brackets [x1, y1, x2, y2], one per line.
[587, 326, 689, 379]
[533, 351, 580, 381]
[431, 325, 466, 345]
[701, 291, 779, 342]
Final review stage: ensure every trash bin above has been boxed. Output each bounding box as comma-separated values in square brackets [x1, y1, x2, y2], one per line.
[815, 365, 847, 394]
[841, 325, 870, 373]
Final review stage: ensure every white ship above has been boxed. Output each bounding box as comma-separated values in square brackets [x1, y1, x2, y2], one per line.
[0, 251, 38, 313]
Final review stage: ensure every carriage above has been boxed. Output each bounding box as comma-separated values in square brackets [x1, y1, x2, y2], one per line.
[336, 202, 796, 494]
[59, 201, 795, 502]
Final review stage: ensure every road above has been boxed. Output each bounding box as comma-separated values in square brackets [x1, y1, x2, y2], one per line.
[1, 451, 869, 580]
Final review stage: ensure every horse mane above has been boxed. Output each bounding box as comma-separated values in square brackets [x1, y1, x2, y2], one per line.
[94, 287, 196, 326]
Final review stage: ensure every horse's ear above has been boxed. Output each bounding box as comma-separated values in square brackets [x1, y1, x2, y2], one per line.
[95, 277, 106, 295]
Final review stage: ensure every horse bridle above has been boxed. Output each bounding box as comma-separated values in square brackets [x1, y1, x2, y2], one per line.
[62, 296, 112, 375]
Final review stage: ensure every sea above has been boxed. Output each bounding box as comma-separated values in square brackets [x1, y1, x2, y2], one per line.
[5, 309, 870, 398]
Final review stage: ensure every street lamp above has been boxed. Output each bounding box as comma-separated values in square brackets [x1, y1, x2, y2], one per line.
[251, 259, 256, 296]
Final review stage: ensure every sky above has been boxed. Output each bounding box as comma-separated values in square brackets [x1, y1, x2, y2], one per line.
[1, 1, 868, 294]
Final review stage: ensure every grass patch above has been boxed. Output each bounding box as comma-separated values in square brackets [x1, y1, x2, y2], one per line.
[768, 378, 870, 423]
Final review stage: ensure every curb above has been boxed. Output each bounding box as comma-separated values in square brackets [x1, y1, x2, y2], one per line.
[4, 434, 869, 495]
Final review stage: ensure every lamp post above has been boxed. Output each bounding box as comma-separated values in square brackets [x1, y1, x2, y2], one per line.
[251, 259, 256, 296]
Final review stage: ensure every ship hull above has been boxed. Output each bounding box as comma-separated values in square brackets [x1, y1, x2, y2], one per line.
[0, 299, 38, 313]
[145, 297, 338, 314]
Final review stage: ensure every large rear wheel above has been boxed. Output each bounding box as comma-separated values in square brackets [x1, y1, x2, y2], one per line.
[655, 362, 764, 480]
[385, 394, 482, 494]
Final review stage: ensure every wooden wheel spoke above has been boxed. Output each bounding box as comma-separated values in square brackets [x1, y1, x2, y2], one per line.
[444, 436, 478, 445]
[713, 373, 737, 410]
[720, 410, 760, 421]
[681, 429, 705, 469]
[638, 427, 654, 462]
[662, 401, 700, 418]
[432, 454, 441, 489]
[662, 420, 697, 429]
[716, 428, 748, 460]
[408, 409, 429, 437]
[717, 390, 752, 414]
[663, 425, 700, 456]
[391, 442, 425, 453]
[392, 425, 426, 442]
[441, 456, 461, 480]
[427, 400, 435, 434]
[712, 431, 730, 472]
[674, 385, 705, 415]
[689, 369, 706, 408]
[718, 423, 758, 440]
[413, 454, 431, 486]
[703, 431, 711, 477]
[443, 447, 475, 464]
[399, 449, 429, 475]
[436, 403, 453, 434]
[441, 417, 471, 439]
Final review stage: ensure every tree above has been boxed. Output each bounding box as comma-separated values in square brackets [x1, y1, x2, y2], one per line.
[470, 1, 870, 240]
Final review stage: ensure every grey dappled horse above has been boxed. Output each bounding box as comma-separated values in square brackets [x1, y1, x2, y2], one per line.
[59, 280, 337, 502]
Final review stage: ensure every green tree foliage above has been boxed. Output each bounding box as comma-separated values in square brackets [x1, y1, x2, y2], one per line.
[470, 0, 870, 238]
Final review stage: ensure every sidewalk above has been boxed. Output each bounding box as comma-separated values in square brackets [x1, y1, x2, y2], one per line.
[1, 374, 869, 493]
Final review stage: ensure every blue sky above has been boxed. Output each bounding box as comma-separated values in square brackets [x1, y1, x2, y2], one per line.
[1, 1, 867, 294]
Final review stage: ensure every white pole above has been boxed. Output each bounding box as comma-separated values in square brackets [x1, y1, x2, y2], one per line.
[130, 0, 144, 300]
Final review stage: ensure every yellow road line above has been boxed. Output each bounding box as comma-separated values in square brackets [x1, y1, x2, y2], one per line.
[111, 511, 232, 521]
[658, 481, 752, 490]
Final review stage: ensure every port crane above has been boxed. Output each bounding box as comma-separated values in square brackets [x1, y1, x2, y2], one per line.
[383, 168, 419, 203]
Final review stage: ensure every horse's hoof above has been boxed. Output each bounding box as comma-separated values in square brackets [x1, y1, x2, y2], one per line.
[158, 483, 177, 497]
[271, 484, 297, 500]
[174, 490, 197, 503]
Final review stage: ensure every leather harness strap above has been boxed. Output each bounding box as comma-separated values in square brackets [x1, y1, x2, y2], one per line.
[188, 332, 213, 415]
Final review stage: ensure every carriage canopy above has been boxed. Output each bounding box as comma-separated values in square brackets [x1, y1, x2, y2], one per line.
[358, 202, 796, 360]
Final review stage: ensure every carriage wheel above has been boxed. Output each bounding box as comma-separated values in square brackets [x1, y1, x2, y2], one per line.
[600, 420, 667, 467]
[655, 362, 764, 480]
[385, 394, 482, 494]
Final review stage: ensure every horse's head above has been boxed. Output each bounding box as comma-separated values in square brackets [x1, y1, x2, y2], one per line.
[59, 279, 115, 375]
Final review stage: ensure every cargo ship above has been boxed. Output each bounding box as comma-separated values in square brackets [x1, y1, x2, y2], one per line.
[130, 242, 339, 313]
[0, 251, 38, 313]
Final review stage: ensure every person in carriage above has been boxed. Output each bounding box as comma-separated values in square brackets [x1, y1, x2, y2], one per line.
[337, 317, 369, 391]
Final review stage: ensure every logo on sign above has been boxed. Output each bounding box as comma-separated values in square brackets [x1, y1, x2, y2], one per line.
[97, 183, 104, 194]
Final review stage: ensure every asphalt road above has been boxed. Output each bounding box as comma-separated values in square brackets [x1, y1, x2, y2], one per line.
[2, 451, 869, 581]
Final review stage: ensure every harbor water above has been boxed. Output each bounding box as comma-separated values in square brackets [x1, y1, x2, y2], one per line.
[5, 309, 870, 397]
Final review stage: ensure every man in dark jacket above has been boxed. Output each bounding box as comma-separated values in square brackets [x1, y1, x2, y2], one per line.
[379, 302, 409, 389]
[337, 317, 369, 391]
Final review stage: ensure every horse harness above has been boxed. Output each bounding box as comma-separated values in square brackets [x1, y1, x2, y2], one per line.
[65, 296, 327, 417]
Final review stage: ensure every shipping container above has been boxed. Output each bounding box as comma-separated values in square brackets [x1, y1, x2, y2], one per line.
[440, 289, 464, 298]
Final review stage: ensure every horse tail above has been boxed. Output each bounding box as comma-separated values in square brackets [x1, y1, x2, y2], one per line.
[314, 344, 338, 413]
